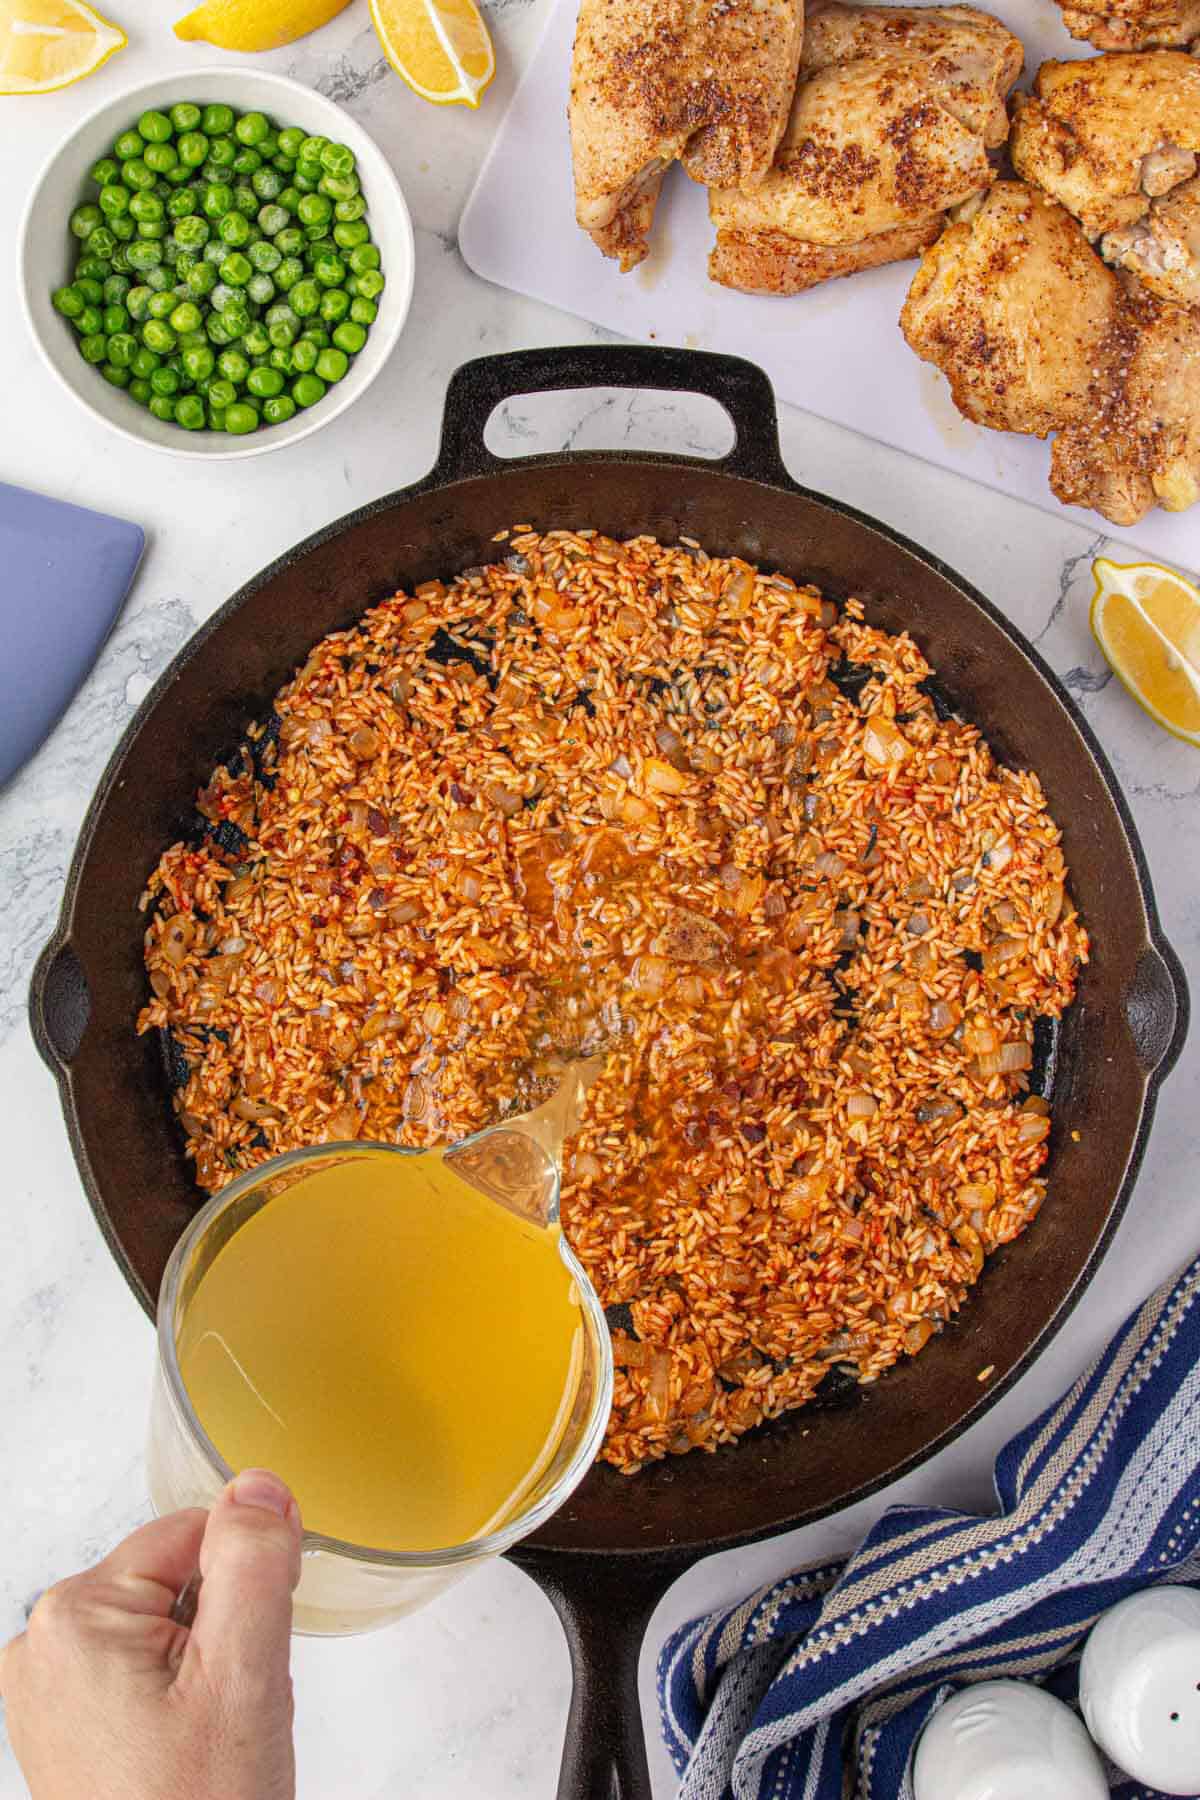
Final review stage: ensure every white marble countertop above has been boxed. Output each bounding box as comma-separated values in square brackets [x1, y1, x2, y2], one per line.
[1, 7, 1198, 1797]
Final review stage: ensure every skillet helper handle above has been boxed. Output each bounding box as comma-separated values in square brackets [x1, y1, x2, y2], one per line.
[433, 344, 790, 487]
[1124, 938, 1190, 1079]
[511, 1546, 692, 1800]
[29, 934, 91, 1074]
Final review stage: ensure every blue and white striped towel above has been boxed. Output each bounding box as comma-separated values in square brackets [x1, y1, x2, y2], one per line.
[658, 1251, 1200, 1799]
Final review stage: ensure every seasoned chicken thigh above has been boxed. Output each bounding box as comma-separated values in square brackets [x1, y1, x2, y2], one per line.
[900, 181, 1200, 525]
[1011, 52, 1200, 306]
[708, 3, 1023, 295]
[1053, 0, 1200, 50]
[569, 0, 805, 270]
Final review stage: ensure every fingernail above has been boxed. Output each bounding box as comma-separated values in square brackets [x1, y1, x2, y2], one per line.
[231, 1469, 293, 1517]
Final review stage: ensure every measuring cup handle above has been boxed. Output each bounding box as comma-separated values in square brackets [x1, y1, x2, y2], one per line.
[510, 1546, 693, 1799]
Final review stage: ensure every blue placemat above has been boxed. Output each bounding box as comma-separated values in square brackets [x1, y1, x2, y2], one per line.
[0, 482, 144, 788]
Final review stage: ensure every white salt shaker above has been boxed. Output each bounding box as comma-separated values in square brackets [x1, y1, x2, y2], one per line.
[1080, 1585, 1200, 1794]
[913, 1679, 1109, 1800]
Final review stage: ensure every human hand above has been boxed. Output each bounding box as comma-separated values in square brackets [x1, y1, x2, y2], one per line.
[0, 1470, 302, 1800]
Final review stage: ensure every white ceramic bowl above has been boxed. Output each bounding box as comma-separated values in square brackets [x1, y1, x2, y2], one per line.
[19, 69, 414, 460]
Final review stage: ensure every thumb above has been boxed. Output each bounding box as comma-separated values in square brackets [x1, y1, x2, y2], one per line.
[180, 1470, 302, 1698]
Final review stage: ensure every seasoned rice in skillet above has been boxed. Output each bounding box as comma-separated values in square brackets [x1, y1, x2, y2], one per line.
[139, 530, 1088, 1473]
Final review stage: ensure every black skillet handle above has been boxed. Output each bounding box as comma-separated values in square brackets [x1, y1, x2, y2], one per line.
[29, 934, 91, 1075]
[432, 345, 791, 489]
[1125, 936, 1190, 1081]
[510, 1545, 696, 1800]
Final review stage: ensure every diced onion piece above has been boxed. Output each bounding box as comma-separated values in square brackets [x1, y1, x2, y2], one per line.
[232, 1094, 282, 1123]
[401, 597, 430, 624]
[620, 792, 656, 827]
[958, 1181, 996, 1213]
[905, 876, 934, 901]
[997, 1040, 1033, 1072]
[988, 836, 1014, 871]
[1042, 881, 1065, 925]
[983, 936, 1024, 975]
[904, 1320, 934, 1354]
[916, 1094, 962, 1124]
[929, 756, 958, 786]
[630, 954, 671, 999]
[161, 914, 197, 966]
[812, 851, 845, 879]
[388, 899, 422, 926]
[456, 869, 482, 902]
[846, 1090, 878, 1118]
[1017, 1111, 1052, 1144]
[928, 999, 961, 1037]
[324, 1104, 361, 1140]
[1022, 1094, 1052, 1116]
[964, 1021, 1000, 1056]
[449, 807, 484, 834]
[690, 743, 722, 774]
[614, 605, 643, 639]
[348, 725, 379, 760]
[724, 567, 755, 614]
[953, 1220, 985, 1275]
[645, 757, 689, 796]
[647, 1350, 672, 1418]
[835, 908, 861, 950]
[863, 712, 912, 767]
[674, 973, 706, 1006]
[612, 1330, 651, 1369]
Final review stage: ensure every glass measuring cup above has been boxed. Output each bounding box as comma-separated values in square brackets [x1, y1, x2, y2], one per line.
[148, 1076, 613, 1636]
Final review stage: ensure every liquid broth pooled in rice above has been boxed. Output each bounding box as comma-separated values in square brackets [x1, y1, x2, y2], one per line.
[138, 530, 1088, 1474]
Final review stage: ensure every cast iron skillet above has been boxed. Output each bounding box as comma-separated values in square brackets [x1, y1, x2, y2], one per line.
[30, 346, 1188, 1798]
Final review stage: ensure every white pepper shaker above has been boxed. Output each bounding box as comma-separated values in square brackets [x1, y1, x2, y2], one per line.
[1080, 1585, 1200, 1794]
[913, 1679, 1109, 1800]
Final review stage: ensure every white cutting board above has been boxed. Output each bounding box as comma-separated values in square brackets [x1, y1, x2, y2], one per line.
[460, 0, 1200, 566]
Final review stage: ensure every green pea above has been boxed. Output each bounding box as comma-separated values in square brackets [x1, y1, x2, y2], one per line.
[243, 322, 271, 357]
[246, 363, 284, 398]
[167, 299, 200, 334]
[144, 142, 178, 174]
[203, 239, 228, 264]
[52, 285, 85, 319]
[277, 126, 306, 159]
[169, 100, 201, 132]
[319, 140, 355, 178]
[203, 183, 234, 219]
[103, 272, 131, 303]
[142, 319, 176, 354]
[219, 252, 252, 287]
[125, 284, 152, 321]
[348, 243, 381, 274]
[266, 314, 297, 349]
[274, 225, 305, 257]
[268, 345, 295, 374]
[167, 187, 196, 219]
[101, 363, 131, 388]
[219, 210, 251, 248]
[247, 238, 282, 272]
[353, 267, 384, 300]
[147, 290, 176, 318]
[76, 303, 103, 335]
[299, 135, 329, 165]
[109, 221, 135, 248]
[181, 343, 215, 382]
[148, 392, 176, 421]
[289, 278, 320, 317]
[314, 346, 348, 383]
[73, 256, 107, 282]
[258, 129, 279, 157]
[252, 205, 286, 241]
[70, 203, 102, 239]
[206, 312, 234, 346]
[252, 166, 283, 201]
[102, 303, 129, 334]
[222, 400, 258, 434]
[217, 347, 251, 384]
[107, 330, 138, 367]
[221, 297, 251, 336]
[201, 104, 234, 136]
[187, 260, 219, 298]
[243, 273, 272, 308]
[206, 377, 237, 409]
[277, 186, 301, 216]
[301, 324, 329, 347]
[296, 191, 332, 228]
[90, 156, 120, 187]
[318, 171, 359, 203]
[274, 256, 303, 293]
[232, 146, 262, 175]
[231, 185, 257, 218]
[131, 346, 160, 378]
[291, 337, 318, 373]
[333, 219, 369, 250]
[79, 333, 107, 364]
[292, 372, 326, 409]
[138, 110, 173, 144]
[175, 214, 210, 248]
[261, 393, 295, 426]
[136, 219, 168, 242]
[207, 135, 237, 168]
[335, 194, 367, 223]
[311, 251, 346, 288]
[174, 393, 206, 430]
[292, 167, 319, 194]
[143, 263, 171, 291]
[87, 226, 116, 259]
[319, 287, 350, 323]
[123, 158, 156, 192]
[129, 377, 153, 404]
[98, 183, 131, 218]
[235, 111, 270, 146]
[125, 240, 163, 272]
[152, 361, 181, 391]
[129, 190, 162, 222]
[207, 407, 227, 431]
[114, 130, 144, 161]
[177, 130, 209, 168]
[165, 164, 192, 187]
[336, 314, 370, 348]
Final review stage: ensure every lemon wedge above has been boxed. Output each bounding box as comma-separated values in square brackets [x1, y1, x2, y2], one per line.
[370, 0, 494, 107]
[1091, 557, 1200, 748]
[174, 0, 351, 53]
[0, 0, 125, 93]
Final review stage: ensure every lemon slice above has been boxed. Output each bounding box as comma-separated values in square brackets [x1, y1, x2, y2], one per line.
[0, 0, 125, 93]
[174, 0, 351, 53]
[370, 0, 494, 107]
[1091, 557, 1200, 748]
